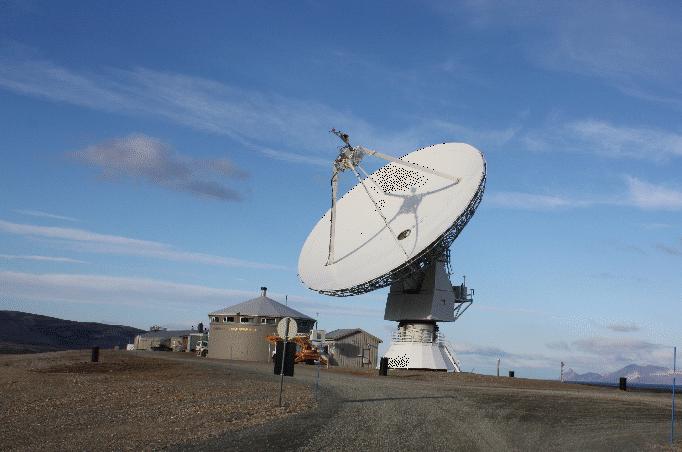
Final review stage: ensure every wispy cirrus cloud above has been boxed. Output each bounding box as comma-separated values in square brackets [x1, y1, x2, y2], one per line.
[606, 322, 640, 333]
[0, 51, 368, 161]
[70, 134, 247, 201]
[655, 243, 682, 257]
[572, 337, 671, 364]
[489, 176, 682, 211]
[13, 209, 78, 222]
[457, 335, 672, 375]
[0, 269, 253, 307]
[525, 119, 682, 162]
[0, 219, 286, 270]
[545, 341, 571, 351]
[485, 192, 592, 210]
[453, 341, 557, 371]
[0, 48, 520, 164]
[456, 1, 682, 107]
[258, 147, 329, 167]
[0, 270, 379, 317]
[625, 176, 682, 210]
[0, 254, 86, 264]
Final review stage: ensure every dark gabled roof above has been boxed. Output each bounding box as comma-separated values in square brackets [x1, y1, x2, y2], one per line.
[137, 329, 195, 339]
[326, 328, 382, 343]
[208, 295, 313, 320]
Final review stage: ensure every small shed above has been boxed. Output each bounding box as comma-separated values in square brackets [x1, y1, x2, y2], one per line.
[325, 328, 382, 368]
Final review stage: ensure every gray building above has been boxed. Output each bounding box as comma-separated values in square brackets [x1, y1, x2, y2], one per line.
[208, 287, 315, 362]
[325, 329, 382, 368]
[134, 329, 197, 351]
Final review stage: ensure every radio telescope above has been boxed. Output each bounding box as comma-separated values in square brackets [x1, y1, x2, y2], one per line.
[298, 130, 485, 371]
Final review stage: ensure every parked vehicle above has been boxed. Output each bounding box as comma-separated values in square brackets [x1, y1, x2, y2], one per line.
[265, 334, 328, 365]
[195, 340, 208, 357]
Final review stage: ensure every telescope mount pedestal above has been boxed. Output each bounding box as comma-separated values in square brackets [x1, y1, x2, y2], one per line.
[383, 255, 472, 372]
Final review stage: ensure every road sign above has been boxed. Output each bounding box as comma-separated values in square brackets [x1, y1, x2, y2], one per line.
[277, 317, 298, 407]
[277, 317, 298, 339]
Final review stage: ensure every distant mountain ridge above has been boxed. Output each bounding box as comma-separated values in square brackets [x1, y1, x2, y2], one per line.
[0, 310, 144, 354]
[565, 364, 678, 385]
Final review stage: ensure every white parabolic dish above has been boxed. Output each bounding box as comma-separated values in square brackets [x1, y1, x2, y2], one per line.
[298, 142, 486, 296]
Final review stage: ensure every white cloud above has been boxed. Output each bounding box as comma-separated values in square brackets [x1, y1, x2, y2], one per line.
[0, 54, 366, 161]
[568, 120, 682, 160]
[70, 134, 246, 201]
[545, 341, 571, 351]
[0, 270, 379, 318]
[572, 336, 671, 365]
[0, 219, 286, 270]
[452, 341, 557, 371]
[0, 50, 519, 165]
[486, 192, 590, 210]
[0, 254, 86, 264]
[525, 119, 682, 161]
[488, 176, 682, 211]
[258, 147, 329, 167]
[457, 1, 682, 107]
[13, 210, 78, 222]
[606, 322, 640, 333]
[455, 335, 673, 375]
[0, 270, 251, 307]
[642, 223, 673, 230]
[625, 176, 682, 210]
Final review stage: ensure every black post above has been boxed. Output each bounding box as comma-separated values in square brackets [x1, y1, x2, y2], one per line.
[379, 357, 389, 376]
[619, 377, 627, 391]
[91, 346, 100, 363]
[508, 370, 515, 378]
[278, 318, 290, 407]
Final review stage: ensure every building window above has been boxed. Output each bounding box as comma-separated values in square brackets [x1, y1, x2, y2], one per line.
[224, 316, 234, 323]
[261, 318, 276, 325]
[240, 317, 251, 323]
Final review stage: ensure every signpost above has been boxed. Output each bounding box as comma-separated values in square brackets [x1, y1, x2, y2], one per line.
[277, 317, 297, 407]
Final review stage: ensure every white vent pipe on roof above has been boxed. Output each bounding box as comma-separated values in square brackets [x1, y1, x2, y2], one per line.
[260, 286, 267, 297]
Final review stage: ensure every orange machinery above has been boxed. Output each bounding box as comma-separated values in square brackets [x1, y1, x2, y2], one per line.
[266, 334, 328, 366]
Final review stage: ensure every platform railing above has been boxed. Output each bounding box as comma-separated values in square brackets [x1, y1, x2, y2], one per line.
[391, 330, 454, 344]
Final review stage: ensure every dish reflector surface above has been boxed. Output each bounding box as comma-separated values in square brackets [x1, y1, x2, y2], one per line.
[298, 142, 486, 296]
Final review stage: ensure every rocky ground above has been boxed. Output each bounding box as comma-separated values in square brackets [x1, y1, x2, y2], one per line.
[0, 350, 314, 451]
[1, 350, 680, 451]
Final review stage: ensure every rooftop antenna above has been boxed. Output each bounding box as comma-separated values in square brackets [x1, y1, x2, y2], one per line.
[298, 130, 486, 372]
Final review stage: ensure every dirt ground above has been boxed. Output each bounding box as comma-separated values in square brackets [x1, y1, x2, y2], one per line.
[1, 350, 680, 451]
[0, 350, 315, 451]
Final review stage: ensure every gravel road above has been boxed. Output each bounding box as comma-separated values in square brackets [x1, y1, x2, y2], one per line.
[155, 353, 681, 451]
[3, 351, 679, 451]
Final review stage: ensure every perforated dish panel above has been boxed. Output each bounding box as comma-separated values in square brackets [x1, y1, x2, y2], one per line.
[388, 354, 410, 369]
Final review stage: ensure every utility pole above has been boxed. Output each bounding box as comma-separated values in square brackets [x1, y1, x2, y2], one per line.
[672, 346, 677, 446]
[497, 358, 500, 377]
[561, 361, 565, 383]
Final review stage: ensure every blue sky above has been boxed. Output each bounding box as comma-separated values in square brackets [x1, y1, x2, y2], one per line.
[1, 1, 680, 378]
